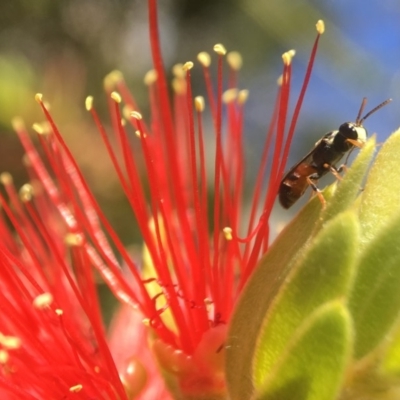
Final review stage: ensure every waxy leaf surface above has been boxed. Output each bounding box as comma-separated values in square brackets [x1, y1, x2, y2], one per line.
[253, 302, 352, 400]
[253, 211, 358, 387]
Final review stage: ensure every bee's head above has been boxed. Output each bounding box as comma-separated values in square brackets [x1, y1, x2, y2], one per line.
[336, 98, 391, 152]
[335, 122, 366, 152]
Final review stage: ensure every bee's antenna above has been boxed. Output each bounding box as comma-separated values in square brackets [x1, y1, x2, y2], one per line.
[355, 97, 367, 125]
[358, 98, 392, 125]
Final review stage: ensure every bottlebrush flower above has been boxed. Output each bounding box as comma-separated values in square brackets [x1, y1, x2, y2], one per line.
[0, 0, 326, 398]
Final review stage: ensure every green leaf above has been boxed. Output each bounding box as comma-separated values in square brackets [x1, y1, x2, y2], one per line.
[381, 324, 400, 376]
[225, 196, 324, 400]
[253, 211, 358, 388]
[253, 301, 353, 400]
[321, 136, 376, 223]
[359, 129, 400, 247]
[348, 209, 400, 359]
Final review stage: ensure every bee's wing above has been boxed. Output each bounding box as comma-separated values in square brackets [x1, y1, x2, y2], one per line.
[278, 138, 327, 209]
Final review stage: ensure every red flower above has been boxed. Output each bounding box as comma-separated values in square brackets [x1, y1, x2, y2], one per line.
[0, 0, 324, 398]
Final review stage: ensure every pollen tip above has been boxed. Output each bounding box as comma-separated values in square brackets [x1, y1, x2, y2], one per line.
[0, 335, 21, 350]
[0, 350, 9, 364]
[19, 183, 34, 202]
[135, 129, 147, 138]
[111, 91, 122, 103]
[104, 70, 124, 90]
[182, 61, 194, 71]
[11, 117, 24, 131]
[238, 89, 249, 105]
[85, 96, 93, 111]
[316, 19, 325, 35]
[172, 78, 186, 95]
[35, 93, 43, 103]
[213, 43, 227, 56]
[69, 384, 83, 393]
[222, 88, 238, 104]
[55, 308, 63, 316]
[33, 292, 53, 309]
[32, 122, 51, 135]
[227, 51, 243, 71]
[130, 111, 143, 120]
[144, 69, 158, 86]
[282, 49, 296, 66]
[142, 318, 151, 327]
[172, 63, 185, 78]
[0, 172, 13, 186]
[194, 96, 205, 112]
[197, 52, 211, 67]
[123, 105, 133, 120]
[223, 227, 233, 241]
[32, 123, 42, 134]
[65, 233, 84, 246]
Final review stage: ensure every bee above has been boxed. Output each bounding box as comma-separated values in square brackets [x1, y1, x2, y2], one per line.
[279, 98, 392, 209]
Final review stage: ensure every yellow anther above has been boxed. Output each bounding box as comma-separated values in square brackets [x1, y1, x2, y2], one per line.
[65, 233, 84, 246]
[142, 318, 151, 327]
[111, 91, 122, 103]
[104, 70, 124, 91]
[0, 334, 21, 350]
[0, 350, 9, 364]
[197, 52, 211, 67]
[35, 93, 43, 103]
[0, 172, 12, 186]
[69, 384, 83, 393]
[32, 122, 51, 135]
[223, 227, 233, 241]
[227, 51, 243, 71]
[55, 309, 63, 316]
[130, 111, 143, 120]
[182, 61, 194, 71]
[33, 292, 53, 309]
[144, 69, 158, 86]
[172, 63, 185, 78]
[85, 96, 93, 111]
[213, 43, 227, 56]
[222, 88, 238, 104]
[172, 78, 186, 95]
[11, 117, 24, 131]
[282, 49, 296, 66]
[194, 96, 205, 112]
[238, 89, 249, 105]
[316, 20, 325, 35]
[19, 184, 34, 202]
[123, 105, 133, 120]
[31, 123, 42, 134]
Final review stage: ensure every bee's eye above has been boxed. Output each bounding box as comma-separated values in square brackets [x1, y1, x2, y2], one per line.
[339, 123, 357, 140]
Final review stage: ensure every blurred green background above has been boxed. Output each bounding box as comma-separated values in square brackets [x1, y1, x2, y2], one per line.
[0, 0, 399, 238]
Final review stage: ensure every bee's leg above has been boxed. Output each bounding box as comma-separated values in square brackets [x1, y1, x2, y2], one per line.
[322, 163, 344, 180]
[328, 163, 364, 193]
[335, 164, 348, 174]
[307, 175, 326, 208]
